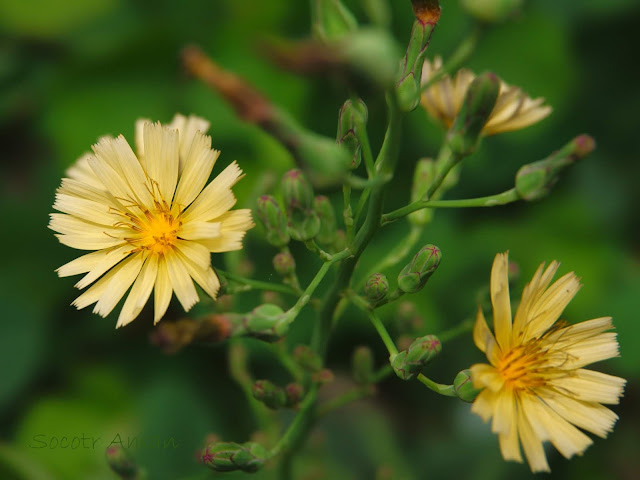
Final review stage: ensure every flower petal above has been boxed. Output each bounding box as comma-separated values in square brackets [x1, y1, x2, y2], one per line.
[143, 122, 180, 202]
[117, 255, 159, 328]
[165, 251, 199, 312]
[93, 253, 145, 317]
[154, 256, 173, 324]
[173, 131, 219, 210]
[490, 252, 512, 350]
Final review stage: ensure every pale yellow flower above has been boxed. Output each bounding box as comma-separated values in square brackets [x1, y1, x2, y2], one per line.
[471, 253, 625, 472]
[421, 57, 552, 135]
[50, 114, 254, 328]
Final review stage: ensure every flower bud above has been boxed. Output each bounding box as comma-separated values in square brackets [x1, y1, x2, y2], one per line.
[314, 196, 338, 245]
[312, 368, 335, 384]
[447, 72, 500, 156]
[256, 195, 290, 247]
[106, 445, 138, 479]
[408, 158, 436, 225]
[515, 135, 596, 201]
[352, 346, 375, 384]
[461, 0, 523, 23]
[397, 1, 441, 111]
[150, 315, 232, 354]
[397, 245, 441, 294]
[281, 169, 321, 241]
[285, 383, 305, 407]
[391, 334, 442, 380]
[453, 369, 482, 403]
[337, 99, 368, 169]
[364, 273, 389, 303]
[312, 0, 358, 43]
[273, 251, 296, 277]
[201, 441, 268, 473]
[244, 304, 288, 342]
[252, 380, 287, 409]
[293, 345, 323, 373]
[333, 229, 346, 252]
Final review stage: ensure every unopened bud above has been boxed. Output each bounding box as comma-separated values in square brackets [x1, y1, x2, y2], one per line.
[252, 380, 287, 409]
[314, 196, 337, 245]
[408, 158, 436, 225]
[447, 72, 500, 155]
[337, 99, 368, 169]
[364, 273, 389, 303]
[397, 1, 441, 111]
[201, 442, 268, 473]
[453, 369, 482, 403]
[398, 245, 441, 294]
[312, 0, 358, 43]
[273, 251, 296, 277]
[257, 195, 290, 247]
[285, 383, 305, 407]
[352, 346, 375, 384]
[392, 334, 442, 380]
[245, 304, 288, 342]
[106, 445, 138, 480]
[461, 0, 523, 23]
[281, 169, 321, 241]
[293, 345, 323, 373]
[515, 135, 596, 201]
[313, 368, 335, 384]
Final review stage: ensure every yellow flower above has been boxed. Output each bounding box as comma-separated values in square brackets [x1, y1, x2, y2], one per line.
[420, 57, 552, 135]
[50, 114, 254, 328]
[471, 253, 625, 472]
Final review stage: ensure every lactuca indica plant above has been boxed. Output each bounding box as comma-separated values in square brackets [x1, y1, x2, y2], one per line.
[50, 0, 625, 477]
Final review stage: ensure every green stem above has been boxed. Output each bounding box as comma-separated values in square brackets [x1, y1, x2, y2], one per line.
[283, 249, 352, 324]
[313, 93, 402, 359]
[417, 373, 456, 397]
[269, 384, 319, 459]
[228, 341, 274, 434]
[381, 188, 520, 225]
[358, 119, 376, 178]
[217, 269, 298, 296]
[367, 310, 399, 357]
[343, 184, 354, 242]
[304, 240, 332, 262]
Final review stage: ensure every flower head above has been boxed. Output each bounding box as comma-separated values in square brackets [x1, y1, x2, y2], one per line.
[50, 114, 254, 328]
[421, 57, 552, 135]
[471, 253, 625, 472]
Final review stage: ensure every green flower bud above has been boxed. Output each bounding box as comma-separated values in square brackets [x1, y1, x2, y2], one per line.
[314, 196, 337, 245]
[285, 383, 305, 407]
[337, 99, 368, 169]
[273, 251, 296, 277]
[293, 345, 323, 373]
[364, 273, 389, 303]
[352, 346, 375, 384]
[515, 135, 596, 201]
[201, 441, 268, 473]
[333, 229, 346, 252]
[105, 445, 138, 480]
[392, 334, 441, 380]
[397, 1, 441, 112]
[312, 0, 358, 43]
[252, 380, 287, 409]
[461, 0, 523, 23]
[408, 158, 436, 225]
[245, 304, 288, 342]
[256, 195, 290, 247]
[281, 169, 321, 241]
[453, 369, 482, 403]
[447, 72, 500, 156]
[312, 368, 335, 384]
[398, 245, 441, 294]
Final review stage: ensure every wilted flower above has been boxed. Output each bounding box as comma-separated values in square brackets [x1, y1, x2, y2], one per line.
[471, 253, 625, 472]
[421, 56, 551, 135]
[50, 114, 254, 327]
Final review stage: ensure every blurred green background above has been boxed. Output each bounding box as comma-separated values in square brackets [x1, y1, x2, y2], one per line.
[1, 0, 639, 478]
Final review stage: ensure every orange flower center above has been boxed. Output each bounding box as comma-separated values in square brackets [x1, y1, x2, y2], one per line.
[140, 210, 181, 255]
[496, 345, 546, 391]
